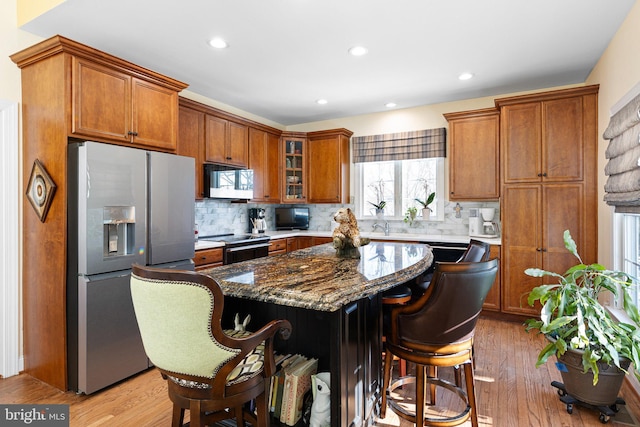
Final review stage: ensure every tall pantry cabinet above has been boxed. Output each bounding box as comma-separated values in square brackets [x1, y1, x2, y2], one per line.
[496, 85, 598, 316]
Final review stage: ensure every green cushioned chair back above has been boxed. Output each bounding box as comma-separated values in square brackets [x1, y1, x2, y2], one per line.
[130, 274, 239, 378]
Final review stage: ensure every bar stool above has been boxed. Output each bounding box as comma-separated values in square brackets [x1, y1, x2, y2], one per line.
[381, 284, 412, 378]
[381, 260, 498, 427]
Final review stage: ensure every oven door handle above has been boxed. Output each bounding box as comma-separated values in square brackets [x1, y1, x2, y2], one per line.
[225, 242, 271, 253]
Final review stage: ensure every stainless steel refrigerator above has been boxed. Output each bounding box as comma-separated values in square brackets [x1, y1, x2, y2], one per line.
[67, 141, 195, 394]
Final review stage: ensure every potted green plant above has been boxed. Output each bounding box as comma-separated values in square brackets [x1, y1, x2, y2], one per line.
[415, 192, 435, 219]
[403, 206, 418, 226]
[524, 230, 640, 406]
[368, 200, 386, 219]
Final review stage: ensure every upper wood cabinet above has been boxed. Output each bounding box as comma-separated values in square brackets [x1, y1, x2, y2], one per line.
[205, 115, 248, 168]
[444, 108, 499, 200]
[281, 133, 308, 203]
[178, 97, 282, 200]
[307, 128, 353, 204]
[498, 90, 588, 184]
[249, 128, 281, 202]
[177, 102, 205, 199]
[71, 57, 182, 151]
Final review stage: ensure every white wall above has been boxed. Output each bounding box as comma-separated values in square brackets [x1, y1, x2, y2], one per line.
[0, 0, 44, 375]
[586, 0, 640, 394]
[586, 0, 640, 269]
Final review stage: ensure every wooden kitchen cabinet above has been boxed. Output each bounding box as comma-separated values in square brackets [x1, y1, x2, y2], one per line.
[286, 237, 299, 252]
[10, 35, 188, 390]
[281, 133, 308, 203]
[496, 86, 598, 317]
[500, 91, 587, 184]
[482, 245, 501, 311]
[268, 238, 287, 255]
[178, 102, 205, 199]
[72, 56, 181, 151]
[249, 128, 281, 202]
[307, 128, 353, 204]
[194, 247, 224, 270]
[444, 108, 499, 200]
[297, 236, 315, 249]
[206, 115, 248, 168]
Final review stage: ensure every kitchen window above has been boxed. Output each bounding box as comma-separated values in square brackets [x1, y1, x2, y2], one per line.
[614, 213, 640, 309]
[355, 158, 444, 220]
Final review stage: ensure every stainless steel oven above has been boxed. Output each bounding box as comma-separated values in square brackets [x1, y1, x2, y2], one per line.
[200, 234, 271, 265]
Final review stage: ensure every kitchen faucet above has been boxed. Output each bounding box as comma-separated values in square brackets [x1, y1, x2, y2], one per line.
[372, 221, 390, 236]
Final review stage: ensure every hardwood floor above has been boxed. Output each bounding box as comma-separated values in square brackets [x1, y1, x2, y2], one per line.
[1, 317, 639, 426]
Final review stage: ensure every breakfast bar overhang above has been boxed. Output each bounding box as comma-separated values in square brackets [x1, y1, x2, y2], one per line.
[200, 241, 434, 426]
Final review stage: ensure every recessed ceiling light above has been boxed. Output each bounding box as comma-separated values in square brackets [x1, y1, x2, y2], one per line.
[458, 72, 474, 81]
[385, 102, 397, 108]
[348, 46, 368, 56]
[208, 37, 228, 49]
[316, 99, 328, 105]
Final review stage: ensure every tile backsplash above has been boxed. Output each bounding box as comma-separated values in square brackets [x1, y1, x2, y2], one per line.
[195, 200, 500, 237]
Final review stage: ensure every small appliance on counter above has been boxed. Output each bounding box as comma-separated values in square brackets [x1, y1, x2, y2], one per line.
[469, 207, 499, 238]
[468, 208, 482, 237]
[480, 208, 499, 236]
[248, 208, 267, 233]
[275, 207, 310, 230]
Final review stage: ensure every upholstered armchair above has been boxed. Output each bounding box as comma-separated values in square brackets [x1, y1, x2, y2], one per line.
[130, 264, 292, 427]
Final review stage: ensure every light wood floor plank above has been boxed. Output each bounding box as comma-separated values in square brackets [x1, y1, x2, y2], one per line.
[1, 317, 639, 426]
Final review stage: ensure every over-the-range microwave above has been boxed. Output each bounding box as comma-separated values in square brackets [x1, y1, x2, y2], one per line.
[204, 164, 254, 199]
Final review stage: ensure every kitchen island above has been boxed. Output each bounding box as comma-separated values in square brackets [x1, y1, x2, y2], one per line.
[200, 241, 433, 426]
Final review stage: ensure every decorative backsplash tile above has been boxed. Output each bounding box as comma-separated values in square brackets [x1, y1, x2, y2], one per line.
[195, 200, 500, 237]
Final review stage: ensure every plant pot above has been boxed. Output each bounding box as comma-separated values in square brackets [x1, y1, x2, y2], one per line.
[556, 348, 630, 406]
[422, 208, 431, 219]
[375, 209, 384, 220]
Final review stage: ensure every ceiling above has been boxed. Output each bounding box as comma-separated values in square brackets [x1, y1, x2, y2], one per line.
[20, 0, 636, 126]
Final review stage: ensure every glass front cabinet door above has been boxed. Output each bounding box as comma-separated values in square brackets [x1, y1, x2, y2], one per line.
[281, 133, 307, 203]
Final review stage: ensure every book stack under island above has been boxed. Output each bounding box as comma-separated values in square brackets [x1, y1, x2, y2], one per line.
[269, 354, 318, 426]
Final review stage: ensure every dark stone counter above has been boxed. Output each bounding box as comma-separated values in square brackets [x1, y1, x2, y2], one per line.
[200, 241, 433, 312]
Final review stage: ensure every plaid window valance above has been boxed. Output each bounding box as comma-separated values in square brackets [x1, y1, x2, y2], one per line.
[603, 91, 640, 213]
[352, 128, 446, 163]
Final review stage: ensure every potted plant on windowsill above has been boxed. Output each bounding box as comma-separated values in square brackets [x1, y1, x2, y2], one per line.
[415, 192, 435, 219]
[368, 201, 386, 219]
[403, 206, 418, 226]
[524, 230, 640, 408]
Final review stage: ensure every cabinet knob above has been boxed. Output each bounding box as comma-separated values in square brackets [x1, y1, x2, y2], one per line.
[226, 156, 232, 160]
[542, 172, 548, 177]
[128, 131, 138, 136]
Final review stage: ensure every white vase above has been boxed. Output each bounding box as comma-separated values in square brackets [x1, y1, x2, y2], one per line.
[376, 209, 384, 220]
[422, 208, 431, 219]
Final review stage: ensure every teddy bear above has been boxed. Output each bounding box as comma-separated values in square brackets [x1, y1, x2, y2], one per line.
[332, 208, 370, 254]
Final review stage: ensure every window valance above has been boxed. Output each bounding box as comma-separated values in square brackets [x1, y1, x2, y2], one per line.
[603, 91, 640, 213]
[352, 128, 446, 163]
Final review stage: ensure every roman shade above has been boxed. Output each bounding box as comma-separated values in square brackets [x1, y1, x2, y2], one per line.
[352, 128, 446, 163]
[603, 91, 640, 213]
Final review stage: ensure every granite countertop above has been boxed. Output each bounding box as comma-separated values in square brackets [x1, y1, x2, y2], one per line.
[200, 241, 433, 312]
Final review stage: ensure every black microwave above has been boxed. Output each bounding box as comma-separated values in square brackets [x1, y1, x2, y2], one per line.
[275, 207, 309, 230]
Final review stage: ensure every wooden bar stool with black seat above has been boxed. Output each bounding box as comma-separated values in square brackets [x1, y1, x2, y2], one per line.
[381, 284, 412, 378]
[381, 259, 498, 427]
